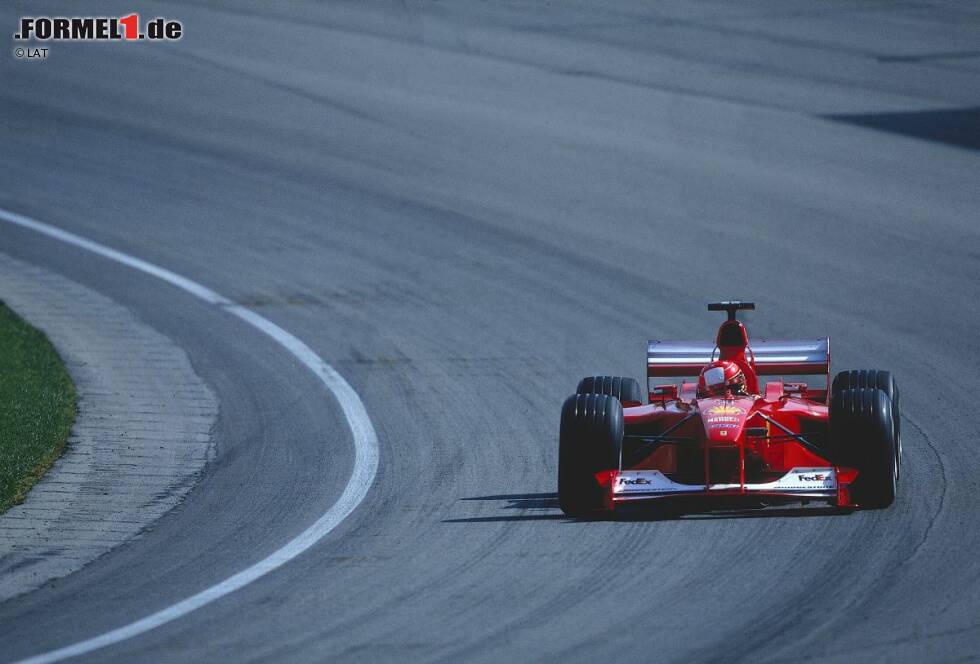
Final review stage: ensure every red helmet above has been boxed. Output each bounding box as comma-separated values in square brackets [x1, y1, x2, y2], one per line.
[698, 360, 746, 397]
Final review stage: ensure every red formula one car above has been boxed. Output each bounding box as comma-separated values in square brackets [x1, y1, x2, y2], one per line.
[558, 302, 901, 516]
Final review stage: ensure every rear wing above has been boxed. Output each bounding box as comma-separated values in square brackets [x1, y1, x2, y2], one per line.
[647, 338, 830, 402]
[646, 338, 830, 378]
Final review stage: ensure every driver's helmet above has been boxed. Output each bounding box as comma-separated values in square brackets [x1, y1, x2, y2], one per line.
[698, 360, 746, 397]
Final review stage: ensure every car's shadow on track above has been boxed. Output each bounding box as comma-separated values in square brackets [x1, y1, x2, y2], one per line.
[443, 493, 566, 522]
[444, 492, 852, 523]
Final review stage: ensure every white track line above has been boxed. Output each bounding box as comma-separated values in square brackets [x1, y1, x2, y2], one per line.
[0, 209, 380, 664]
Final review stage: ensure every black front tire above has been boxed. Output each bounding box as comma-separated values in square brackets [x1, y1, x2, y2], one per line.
[576, 375, 644, 406]
[558, 393, 623, 516]
[832, 369, 901, 479]
[830, 387, 897, 509]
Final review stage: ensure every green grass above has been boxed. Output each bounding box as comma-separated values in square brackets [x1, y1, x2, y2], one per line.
[0, 302, 76, 513]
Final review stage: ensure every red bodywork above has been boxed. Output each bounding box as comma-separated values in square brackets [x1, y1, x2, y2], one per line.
[601, 316, 857, 510]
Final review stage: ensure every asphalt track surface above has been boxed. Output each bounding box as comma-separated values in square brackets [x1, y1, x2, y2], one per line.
[1, 1, 979, 662]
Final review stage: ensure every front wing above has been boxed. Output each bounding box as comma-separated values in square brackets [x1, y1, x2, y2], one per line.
[605, 467, 857, 508]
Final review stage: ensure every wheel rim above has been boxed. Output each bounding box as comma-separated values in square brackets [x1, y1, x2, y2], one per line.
[897, 427, 903, 466]
[892, 448, 898, 491]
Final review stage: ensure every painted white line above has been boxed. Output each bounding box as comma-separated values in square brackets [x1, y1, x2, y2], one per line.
[0, 209, 380, 664]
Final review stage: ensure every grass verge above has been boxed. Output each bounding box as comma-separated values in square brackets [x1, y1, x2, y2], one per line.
[0, 302, 76, 513]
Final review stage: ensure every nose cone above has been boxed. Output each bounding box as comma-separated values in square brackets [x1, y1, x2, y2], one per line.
[699, 398, 755, 443]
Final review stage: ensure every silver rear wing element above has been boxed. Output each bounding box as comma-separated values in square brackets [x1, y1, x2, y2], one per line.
[647, 338, 830, 378]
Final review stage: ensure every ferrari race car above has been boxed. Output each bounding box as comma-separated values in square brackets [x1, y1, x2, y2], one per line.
[558, 302, 901, 516]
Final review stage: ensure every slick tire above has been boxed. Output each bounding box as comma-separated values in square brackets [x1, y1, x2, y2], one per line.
[576, 375, 644, 407]
[558, 393, 623, 517]
[832, 370, 901, 480]
[830, 387, 897, 509]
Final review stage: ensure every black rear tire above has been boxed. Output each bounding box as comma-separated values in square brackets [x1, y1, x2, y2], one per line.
[832, 370, 901, 480]
[558, 394, 623, 516]
[576, 375, 644, 407]
[830, 387, 897, 509]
